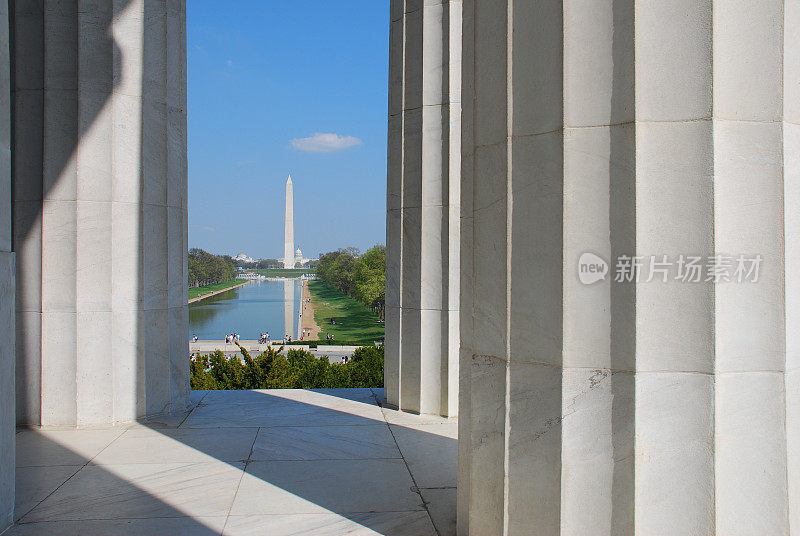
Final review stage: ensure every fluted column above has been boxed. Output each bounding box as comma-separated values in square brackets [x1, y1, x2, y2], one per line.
[0, 0, 13, 528]
[459, 0, 798, 534]
[385, 0, 461, 416]
[12, 0, 189, 427]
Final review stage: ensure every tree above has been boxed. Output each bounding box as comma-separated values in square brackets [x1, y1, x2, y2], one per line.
[314, 244, 386, 318]
[188, 249, 237, 287]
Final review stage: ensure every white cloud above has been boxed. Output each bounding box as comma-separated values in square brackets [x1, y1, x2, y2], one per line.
[291, 132, 362, 153]
[226, 59, 233, 67]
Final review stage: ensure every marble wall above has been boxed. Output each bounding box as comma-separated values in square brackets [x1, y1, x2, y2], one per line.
[11, 0, 189, 428]
[385, 0, 461, 418]
[457, 0, 800, 534]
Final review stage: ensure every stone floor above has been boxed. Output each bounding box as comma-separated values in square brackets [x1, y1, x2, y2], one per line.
[9, 389, 457, 536]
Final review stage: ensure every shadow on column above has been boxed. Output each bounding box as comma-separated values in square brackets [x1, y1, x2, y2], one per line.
[10, 0, 136, 424]
[608, 0, 636, 532]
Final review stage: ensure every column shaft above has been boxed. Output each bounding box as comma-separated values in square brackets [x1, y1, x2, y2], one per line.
[11, 0, 189, 426]
[0, 0, 13, 528]
[386, 0, 460, 417]
[456, 0, 474, 531]
[787, 3, 800, 530]
[12, 0, 44, 427]
[634, 1, 715, 532]
[459, 0, 798, 533]
[712, 1, 790, 532]
[561, 0, 635, 533]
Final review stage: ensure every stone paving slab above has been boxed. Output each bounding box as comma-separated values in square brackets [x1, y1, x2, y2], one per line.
[4, 517, 228, 536]
[250, 424, 400, 461]
[13, 465, 81, 522]
[389, 422, 458, 488]
[182, 391, 384, 428]
[420, 488, 457, 536]
[12, 389, 457, 535]
[222, 512, 436, 536]
[380, 406, 456, 426]
[15, 429, 126, 467]
[230, 459, 423, 515]
[21, 461, 245, 523]
[92, 427, 259, 465]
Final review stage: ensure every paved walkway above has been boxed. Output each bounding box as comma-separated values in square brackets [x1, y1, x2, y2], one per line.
[188, 280, 250, 304]
[189, 341, 362, 363]
[301, 279, 321, 340]
[10, 389, 457, 535]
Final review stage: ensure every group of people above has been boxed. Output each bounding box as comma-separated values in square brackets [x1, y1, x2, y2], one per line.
[214, 332, 300, 344]
[225, 333, 240, 344]
[325, 332, 335, 341]
[189, 331, 319, 345]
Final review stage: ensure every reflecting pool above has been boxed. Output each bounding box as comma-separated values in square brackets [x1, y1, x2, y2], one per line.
[188, 279, 302, 341]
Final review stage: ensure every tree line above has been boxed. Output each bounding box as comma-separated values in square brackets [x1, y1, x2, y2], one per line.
[188, 248, 237, 288]
[229, 257, 319, 270]
[315, 245, 386, 319]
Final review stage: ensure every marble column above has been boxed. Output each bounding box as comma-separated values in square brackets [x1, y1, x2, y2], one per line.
[458, 0, 799, 534]
[0, 0, 14, 528]
[385, 0, 461, 417]
[12, 0, 189, 427]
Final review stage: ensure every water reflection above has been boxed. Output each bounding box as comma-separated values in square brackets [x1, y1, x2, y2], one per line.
[284, 279, 294, 340]
[188, 279, 303, 340]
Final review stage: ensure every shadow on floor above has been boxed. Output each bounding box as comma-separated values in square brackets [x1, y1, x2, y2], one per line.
[11, 388, 457, 536]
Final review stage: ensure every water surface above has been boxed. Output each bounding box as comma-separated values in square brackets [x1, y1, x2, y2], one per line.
[188, 279, 302, 341]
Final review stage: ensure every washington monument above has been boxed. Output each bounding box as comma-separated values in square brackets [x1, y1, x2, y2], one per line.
[283, 175, 294, 268]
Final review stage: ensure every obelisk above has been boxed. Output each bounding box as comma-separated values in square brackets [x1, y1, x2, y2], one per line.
[283, 175, 294, 268]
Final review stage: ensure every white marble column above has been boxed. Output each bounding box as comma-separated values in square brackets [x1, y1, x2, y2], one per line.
[0, 0, 14, 528]
[385, 0, 461, 417]
[458, 0, 798, 534]
[12, 0, 189, 427]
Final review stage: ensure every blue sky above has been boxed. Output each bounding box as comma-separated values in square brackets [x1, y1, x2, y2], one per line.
[188, 1, 388, 259]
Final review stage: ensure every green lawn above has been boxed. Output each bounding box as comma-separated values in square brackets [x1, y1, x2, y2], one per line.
[252, 268, 315, 278]
[307, 280, 384, 345]
[188, 279, 246, 300]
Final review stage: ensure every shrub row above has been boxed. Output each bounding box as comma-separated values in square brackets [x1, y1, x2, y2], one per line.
[191, 344, 384, 390]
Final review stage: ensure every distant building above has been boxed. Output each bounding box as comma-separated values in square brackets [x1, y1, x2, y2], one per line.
[293, 246, 317, 268]
[235, 252, 255, 264]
